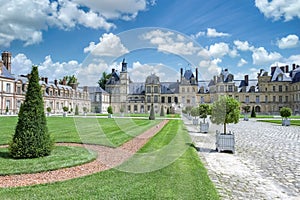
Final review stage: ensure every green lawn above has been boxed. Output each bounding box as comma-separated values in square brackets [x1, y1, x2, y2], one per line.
[0, 146, 97, 175]
[257, 119, 300, 126]
[0, 119, 219, 199]
[0, 116, 161, 146]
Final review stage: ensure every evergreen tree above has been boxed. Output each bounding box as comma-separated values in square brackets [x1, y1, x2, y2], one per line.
[160, 105, 165, 117]
[149, 103, 155, 120]
[9, 66, 53, 158]
[251, 106, 256, 118]
[75, 105, 79, 115]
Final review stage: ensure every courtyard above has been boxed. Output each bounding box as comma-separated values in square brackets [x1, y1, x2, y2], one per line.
[186, 116, 300, 200]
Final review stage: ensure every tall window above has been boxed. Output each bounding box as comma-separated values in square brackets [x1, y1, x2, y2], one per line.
[17, 86, 21, 94]
[161, 96, 165, 103]
[285, 96, 288, 102]
[168, 96, 172, 103]
[154, 95, 158, 103]
[273, 96, 276, 102]
[146, 86, 151, 93]
[279, 85, 282, 92]
[6, 83, 11, 93]
[245, 96, 249, 103]
[273, 86, 276, 92]
[265, 95, 268, 103]
[256, 96, 260, 103]
[279, 96, 282, 103]
[228, 85, 233, 92]
[154, 86, 158, 93]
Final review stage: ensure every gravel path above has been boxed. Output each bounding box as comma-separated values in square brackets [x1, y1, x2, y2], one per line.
[184, 116, 300, 200]
[0, 119, 169, 188]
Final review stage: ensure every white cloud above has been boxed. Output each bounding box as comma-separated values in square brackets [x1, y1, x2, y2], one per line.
[237, 58, 248, 67]
[11, 54, 34, 75]
[142, 29, 200, 55]
[0, 0, 153, 47]
[287, 54, 300, 64]
[277, 34, 299, 49]
[84, 33, 129, 57]
[252, 47, 282, 65]
[255, 0, 300, 21]
[206, 28, 230, 38]
[128, 62, 179, 82]
[199, 58, 222, 79]
[74, 0, 148, 20]
[191, 28, 230, 39]
[190, 31, 205, 40]
[208, 42, 237, 58]
[234, 40, 254, 51]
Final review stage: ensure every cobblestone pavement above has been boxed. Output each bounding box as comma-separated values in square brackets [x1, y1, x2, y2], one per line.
[184, 117, 300, 200]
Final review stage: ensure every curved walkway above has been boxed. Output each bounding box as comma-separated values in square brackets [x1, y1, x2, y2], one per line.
[0, 119, 169, 188]
[184, 116, 300, 200]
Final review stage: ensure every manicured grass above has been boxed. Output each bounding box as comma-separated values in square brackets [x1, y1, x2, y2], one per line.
[257, 119, 300, 126]
[0, 146, 97, 175]
[0, 117, 161, 146]
[0, 120, 219, 199]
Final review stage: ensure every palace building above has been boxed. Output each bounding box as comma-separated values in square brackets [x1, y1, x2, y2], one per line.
[104, 59, 300, 115]
[0, 51, 90, 115]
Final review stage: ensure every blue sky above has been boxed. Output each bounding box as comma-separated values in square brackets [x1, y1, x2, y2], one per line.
[1, 0, 300, 86]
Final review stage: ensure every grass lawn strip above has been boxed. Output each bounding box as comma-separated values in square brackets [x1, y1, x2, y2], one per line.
[0, 146, 97, 175]
[257, 119, 300, 126]
[0, 119, 219, 199]
[0, 120, 168, 188]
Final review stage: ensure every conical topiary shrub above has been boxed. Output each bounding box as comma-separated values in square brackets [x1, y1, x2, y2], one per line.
[251, 106, 256, 118]
[9, 66, 53, 158]
[75, 105, 79, 115]
[149, 103, 155, 120]
[160, 105, 165, 117]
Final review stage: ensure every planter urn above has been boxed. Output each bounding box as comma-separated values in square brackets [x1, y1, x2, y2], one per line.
[215, 130, 235, 153]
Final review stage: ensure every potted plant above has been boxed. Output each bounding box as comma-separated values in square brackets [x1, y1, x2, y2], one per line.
[242, 105, 250, 121]
[46, 107, 51, 116]
[185, 106, 193, 120]
[280, 107, 292, 126]
[199, 104, 211, 133]
[63, 106, 68, 117]
[83, 107, 87, 116]
[120, 106, 125, 117]
[211, 96, 240, 153]
[107, 105, 113, 118]
[190, 107, 199, 125]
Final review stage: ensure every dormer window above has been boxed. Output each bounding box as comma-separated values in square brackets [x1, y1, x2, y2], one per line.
[278, 74, 283, 81]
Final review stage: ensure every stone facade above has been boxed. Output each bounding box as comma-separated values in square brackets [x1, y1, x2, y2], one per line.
[105, 59, 300, 115]
[0, 52, 90, 115]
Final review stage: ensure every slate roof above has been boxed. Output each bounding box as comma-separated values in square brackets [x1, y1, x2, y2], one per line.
[87, 86, 108, 94]
[0, 65, 14, 79]
[271, 67, 292, 82]
[161, 82, 179, 94]
[129, 82, 145, 94]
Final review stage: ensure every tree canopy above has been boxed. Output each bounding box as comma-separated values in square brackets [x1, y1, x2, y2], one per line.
[211, 96, 240, 134]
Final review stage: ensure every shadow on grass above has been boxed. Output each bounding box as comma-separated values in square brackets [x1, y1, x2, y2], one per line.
[186, 143, 217, 153]
[0, 151, 11, 159]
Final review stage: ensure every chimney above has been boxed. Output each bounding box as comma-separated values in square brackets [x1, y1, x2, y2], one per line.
[285, 65, 289, 73]
[83, 86, 88, 92]
[112, 68, 115, 73]
[292, 63, 296, 70]
[41, 77, 45, 82]
[244, 75, 249, 86]
[0, 60, 2, 75]
[54, 79, 58, 85]
[1, 51, 11, 73]
[297, 65, 300, 68]
[271, 66, 276, 75]
[195, 68, 198, 82]
[121, 58, 127, 72]
[45, 77, 48, 84]
[280, 66, 285, 72]
[180, 68, 183, 77]
[63, 78, 66, 85]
